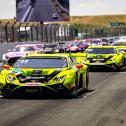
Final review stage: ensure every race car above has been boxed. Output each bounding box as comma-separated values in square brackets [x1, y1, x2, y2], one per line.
[116, 46, 126, 64]
[42, 42, 66, 53]
[2, 44, 43, 65]
[52, 13, 58, 19]
[66, 41, 86, 52]
[116, 46, 126, 52]
[69, 52, 87, 63]
[84, 46, 125, 71]
[0, 53, 89, 97]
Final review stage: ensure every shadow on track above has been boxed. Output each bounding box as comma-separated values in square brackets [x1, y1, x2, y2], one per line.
[76, 89, 96, 98]
[89, 67, 126, 72]
[0, 89, 96, 100]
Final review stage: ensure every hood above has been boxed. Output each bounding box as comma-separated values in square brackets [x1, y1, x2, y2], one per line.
[7, 68, 70, 83]
[10, 68, 62, 76]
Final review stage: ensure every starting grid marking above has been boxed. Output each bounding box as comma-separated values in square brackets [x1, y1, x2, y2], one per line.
[75, 89, 98, 98]
[0, 95, 3, 98]
[81, 89, 98, 98]
[118, 72, 126, 73]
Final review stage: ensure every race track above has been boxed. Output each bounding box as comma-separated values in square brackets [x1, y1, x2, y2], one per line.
[27, 0, 63, 22]
[0, 70, 126, 126]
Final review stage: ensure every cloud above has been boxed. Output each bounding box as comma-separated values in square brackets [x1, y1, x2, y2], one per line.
[79, 0, 107, 8]
[79, 3, 88, 7]
[9, 0, 16, 6]
[95, 1, 107, 7]
[0, 0, 16, 19]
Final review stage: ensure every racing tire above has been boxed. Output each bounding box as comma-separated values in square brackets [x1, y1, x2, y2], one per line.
[78, 73, 89, 91]
[69, 74, 79, 98]
[115, 66, 122, 72]
[1, 88, 14, 98]
[85, 72, 89, 90]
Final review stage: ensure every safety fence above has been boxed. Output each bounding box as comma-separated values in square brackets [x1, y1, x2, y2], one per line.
[0, 22, 74, 43]
[74, 24, 126, 39]
[0, 22, 126, 43]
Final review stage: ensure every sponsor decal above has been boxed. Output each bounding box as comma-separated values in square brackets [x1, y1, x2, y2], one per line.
[25, 82, 41, 86]
[92, 59, 104, 61]
[26, 76, 45, 80]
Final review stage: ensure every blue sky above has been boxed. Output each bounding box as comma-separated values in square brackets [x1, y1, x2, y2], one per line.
[0, 0, 126, 19]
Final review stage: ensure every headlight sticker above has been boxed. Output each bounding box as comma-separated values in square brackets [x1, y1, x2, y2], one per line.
[6, 75, 15, 82]
[54, 75, 66, 82]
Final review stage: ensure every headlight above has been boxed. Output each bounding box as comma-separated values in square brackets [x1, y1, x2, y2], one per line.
[109, 58, 116, 62]
[6, 75, 15, 82]
[53, 75, 66, 82]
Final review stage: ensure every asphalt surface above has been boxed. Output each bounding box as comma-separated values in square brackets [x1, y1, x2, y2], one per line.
[0, 68, 126, 126]
[27, 0, 63, 22]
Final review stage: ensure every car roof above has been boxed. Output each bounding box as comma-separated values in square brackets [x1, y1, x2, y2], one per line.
[87, 46, 118, 49]
[16, 44, 35, 47]
[116, 46, 126, 48]
[16, 44, 43, 47]
[24, 53, 69, 58]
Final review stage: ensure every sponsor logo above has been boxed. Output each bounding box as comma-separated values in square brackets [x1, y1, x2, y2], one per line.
[25, 82, 41, 86]
[26, 76, 45, 80]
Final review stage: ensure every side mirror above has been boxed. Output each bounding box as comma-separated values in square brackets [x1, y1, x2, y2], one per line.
[3, 64, 11, 69]
[76, 64, 83, 69]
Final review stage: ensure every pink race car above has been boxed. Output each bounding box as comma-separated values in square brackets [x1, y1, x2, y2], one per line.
[2, 43, 43, 65]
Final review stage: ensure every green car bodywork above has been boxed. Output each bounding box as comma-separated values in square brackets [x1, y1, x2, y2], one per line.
[116, 46, 126, 65]
[55, 52, 87, 64]
[0, 53, 89, 97]
[69, 52, 87, 63]
[84, 46, 125, 70]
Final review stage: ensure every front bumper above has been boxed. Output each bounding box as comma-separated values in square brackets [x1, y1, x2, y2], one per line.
[87, 62, 118, 70]
[1, 83, 71, 97]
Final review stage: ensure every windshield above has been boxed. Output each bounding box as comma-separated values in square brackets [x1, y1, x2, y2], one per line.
[44, 44, 57, 48]
[118, 48, 126, 52]
[71, 42, 80, 46]
[91, 41, 100, 44]
[13, 57, 68, 68]
[35, 44, 43, 48]
[86, 48, 116, 54]
[15, 46, 35, 52]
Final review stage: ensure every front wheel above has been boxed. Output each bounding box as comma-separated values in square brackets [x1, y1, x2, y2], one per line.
[79, 72, 89, 91]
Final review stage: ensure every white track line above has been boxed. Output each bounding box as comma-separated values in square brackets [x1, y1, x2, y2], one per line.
[21, 6, 32, 22]
[0, 95, 3, 98]
[82, 89, 98, 98]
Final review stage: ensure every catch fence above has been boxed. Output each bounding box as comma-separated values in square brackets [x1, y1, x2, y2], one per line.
[0, 22, 126, 43]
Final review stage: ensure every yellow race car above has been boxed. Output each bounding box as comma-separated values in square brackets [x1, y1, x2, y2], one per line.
[84, 46, 125, 71]
[0, 53, 89, 97]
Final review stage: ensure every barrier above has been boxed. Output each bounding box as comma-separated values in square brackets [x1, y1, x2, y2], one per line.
[0, 22, 126, 44]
